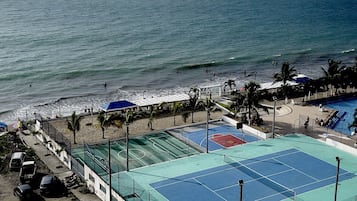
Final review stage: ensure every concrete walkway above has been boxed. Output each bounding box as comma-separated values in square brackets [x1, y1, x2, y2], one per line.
[260, 99, 357, 147]
[20, 133, 101, 201]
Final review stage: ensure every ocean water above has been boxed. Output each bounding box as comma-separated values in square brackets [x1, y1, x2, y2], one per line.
[1, 0, 357, 124]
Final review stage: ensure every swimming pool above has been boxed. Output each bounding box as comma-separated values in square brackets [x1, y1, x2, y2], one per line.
[324, 97, 357, 135]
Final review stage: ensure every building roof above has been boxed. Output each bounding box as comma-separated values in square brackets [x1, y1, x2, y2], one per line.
[100, 100, 136, 112]
[0, 122, 7, 128]
[132, 94, 190, 107]
[293, 74, 310, 83]
[259, 81, 298, 90]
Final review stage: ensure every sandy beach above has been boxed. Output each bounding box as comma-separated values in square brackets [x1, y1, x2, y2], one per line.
[50, 110, 224, 146]
[48, 89, 357, 148]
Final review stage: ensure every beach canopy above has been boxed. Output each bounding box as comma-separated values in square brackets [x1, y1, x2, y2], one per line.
[293, 74, 310, 84]
[132, 94, 190, 107]
[259, 81, 298, 90]
[0, 122, 7, 128]
[101, 100, 136, 112]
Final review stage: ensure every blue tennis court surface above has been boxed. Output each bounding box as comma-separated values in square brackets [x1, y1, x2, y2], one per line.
[150, 148, 355, 201]
[168, 122, 260, 151]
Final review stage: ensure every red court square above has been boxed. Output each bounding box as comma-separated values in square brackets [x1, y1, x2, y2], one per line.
[210, 134, 246, 148]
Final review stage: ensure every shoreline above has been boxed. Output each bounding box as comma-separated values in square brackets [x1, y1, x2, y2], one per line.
[40, 86, 357, 148]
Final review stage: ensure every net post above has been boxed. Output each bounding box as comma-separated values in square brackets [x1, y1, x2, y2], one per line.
[224, 154, 296, 200]
[133, 179, 136, 194]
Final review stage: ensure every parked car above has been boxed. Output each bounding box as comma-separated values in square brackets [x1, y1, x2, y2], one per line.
[13, 184, 33, 201]
[19, 161, 37, 184]
[40, 175, 67, 197]
[9, 152, 25, 171]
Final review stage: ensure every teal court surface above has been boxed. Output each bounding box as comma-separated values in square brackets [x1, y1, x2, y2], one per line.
[117, 134, 357, 201]
[72, 132, 200, 173]
[71, 121, 260, 173]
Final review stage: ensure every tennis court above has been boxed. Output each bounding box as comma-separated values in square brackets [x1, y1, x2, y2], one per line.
[121, 134, 357, 201]
[72, 132, 200, 173]
[151, 148, 354, 201]
[168, 121, 260, 151]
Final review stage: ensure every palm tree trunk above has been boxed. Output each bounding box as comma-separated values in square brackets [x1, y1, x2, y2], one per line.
[102, 128, 105, 139]
[73, 131, 76, 144]
[248, 105, 252, 124]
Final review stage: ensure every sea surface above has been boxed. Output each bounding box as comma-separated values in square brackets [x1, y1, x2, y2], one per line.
[1, 0, 357, 124]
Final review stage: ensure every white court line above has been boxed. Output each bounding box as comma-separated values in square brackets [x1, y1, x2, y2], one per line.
[272, 157, 319, 181]
[293, 171, 353, 191]
[192, 178, 227, 201]
[222, 149, 300, 169]
[154, 165, 238, 189]
[149, 135, 195, 158]
[115, 141, 148, 166]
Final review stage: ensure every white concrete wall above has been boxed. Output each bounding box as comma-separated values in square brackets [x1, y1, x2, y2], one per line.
[84, 165, 124, 201]
[222, 115, 269, 139]
[35, 133, 71, 169]
[325, 138, 357, 156]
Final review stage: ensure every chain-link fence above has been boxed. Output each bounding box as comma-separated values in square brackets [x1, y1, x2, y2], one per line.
[41, 120, 72, 153]
[82, 142, 162, 201]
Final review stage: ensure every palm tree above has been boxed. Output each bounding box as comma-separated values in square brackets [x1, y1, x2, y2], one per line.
[147, 105, 157, 130]
[321, 59, 343, 93]
[97, 111, 111, 139]
[244, 81, 260, 120]
[107, 113, 124, 131]
[273, 62, 297, 98]
[172, 101, 183, 126]
[188, 87, 200, 123]
[67, 111, 83, 144]
[181, 112, 189, 123]
[223, 79, 236, 93]
[230, 92, 245, 118]
[243, 81, 269, 124]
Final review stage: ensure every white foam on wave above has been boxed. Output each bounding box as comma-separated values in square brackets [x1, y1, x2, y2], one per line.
[341, 48, 355, 54]
[2, 73, 254, 124]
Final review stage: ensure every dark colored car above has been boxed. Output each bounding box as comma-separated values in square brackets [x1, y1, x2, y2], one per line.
[39, 175, 67, 197]
[13, 184, 33, 201]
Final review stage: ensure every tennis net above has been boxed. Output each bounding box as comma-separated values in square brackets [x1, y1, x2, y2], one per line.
[224, 155, 296, 200]
[84, 143, 109, 173]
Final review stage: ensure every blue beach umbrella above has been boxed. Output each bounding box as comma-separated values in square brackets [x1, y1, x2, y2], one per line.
[0, 122, 7, 128]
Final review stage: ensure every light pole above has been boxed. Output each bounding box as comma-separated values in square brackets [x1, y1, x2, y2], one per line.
[206, 107, 209, 153]
[334, 156, 341, 201]
[239, 179, 244, 201]
[272, 96, 277, 138]
[108, 140, 112, 201]
[205, 97, 211, 153]
[126, 122, 129, 171]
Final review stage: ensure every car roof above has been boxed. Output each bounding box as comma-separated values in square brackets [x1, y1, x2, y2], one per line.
[12, 152, 24, 158]
[22, 161, 35, 166]
[17, 184, 32, 191]
[41, 175, 54, 184]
